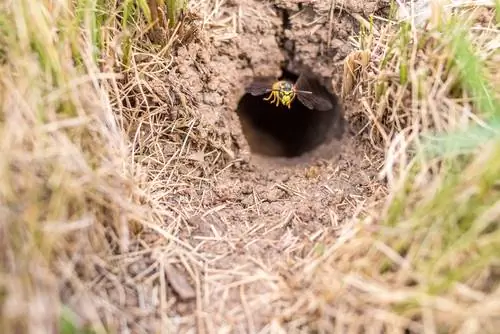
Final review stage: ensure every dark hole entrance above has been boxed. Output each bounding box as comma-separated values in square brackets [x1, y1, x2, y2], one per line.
[236, 68, 344, 158]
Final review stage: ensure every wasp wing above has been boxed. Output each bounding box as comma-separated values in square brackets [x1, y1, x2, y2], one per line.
[294, 73, 333, 111]
[245, 78, 275, 96]
[297, 93, 333, 111]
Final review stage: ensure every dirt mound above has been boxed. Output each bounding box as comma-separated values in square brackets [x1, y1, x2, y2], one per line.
[105, 0, 389, 331]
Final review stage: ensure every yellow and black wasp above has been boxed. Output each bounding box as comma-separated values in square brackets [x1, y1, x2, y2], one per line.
[246, 73, 333, 111]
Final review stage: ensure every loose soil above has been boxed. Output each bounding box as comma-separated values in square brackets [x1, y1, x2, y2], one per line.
[83, 0, 390, 332]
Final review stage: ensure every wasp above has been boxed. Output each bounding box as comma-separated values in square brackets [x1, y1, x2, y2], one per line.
[245, 73, 333, 111]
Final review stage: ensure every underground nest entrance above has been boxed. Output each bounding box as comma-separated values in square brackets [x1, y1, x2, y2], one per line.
[236, 69, 343, 158]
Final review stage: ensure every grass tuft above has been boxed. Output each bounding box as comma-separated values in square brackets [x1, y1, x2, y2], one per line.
[0, 0, 174, 332]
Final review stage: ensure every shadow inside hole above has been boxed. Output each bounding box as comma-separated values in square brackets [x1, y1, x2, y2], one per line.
[236, 69, 344, 158]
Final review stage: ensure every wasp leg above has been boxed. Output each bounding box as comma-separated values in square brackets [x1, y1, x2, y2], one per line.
[270, 93, 275, 106]
[263, 92, 273, 101]
[263, 91, 279, 107]
[264, 92, 275, 105]
[268, 93, 274, 103]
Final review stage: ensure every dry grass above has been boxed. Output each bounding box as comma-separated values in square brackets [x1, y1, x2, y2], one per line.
[0, 0, 191, 332]
[0, 0, 238, 332]
[347, 0, 500, 153]
[1, 0, 500, 333]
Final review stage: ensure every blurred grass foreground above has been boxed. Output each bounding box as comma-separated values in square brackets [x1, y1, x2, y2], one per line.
[1, 0, 500, 333]
[0, 0, 171, 332]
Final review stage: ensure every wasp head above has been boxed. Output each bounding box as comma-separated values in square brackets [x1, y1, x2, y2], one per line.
[275, 81, 294, 108]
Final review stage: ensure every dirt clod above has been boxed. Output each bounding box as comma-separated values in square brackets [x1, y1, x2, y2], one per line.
[164, 264, 196, 301]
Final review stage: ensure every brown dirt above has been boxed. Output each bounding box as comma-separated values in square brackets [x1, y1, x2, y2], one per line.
[79, 0, 390, 332]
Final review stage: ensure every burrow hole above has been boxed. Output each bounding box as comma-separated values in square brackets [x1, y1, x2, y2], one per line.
[236, 68, 344, 158]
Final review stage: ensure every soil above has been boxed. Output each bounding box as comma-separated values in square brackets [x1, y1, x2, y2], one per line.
[85, 0, 390, 332]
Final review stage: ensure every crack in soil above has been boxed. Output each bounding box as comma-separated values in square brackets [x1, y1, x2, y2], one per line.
[273, 5, 295, 69]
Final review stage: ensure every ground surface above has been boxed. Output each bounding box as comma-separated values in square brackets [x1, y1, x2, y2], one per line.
[3, 0, 498, 333]
[80, 0, 389, 332]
